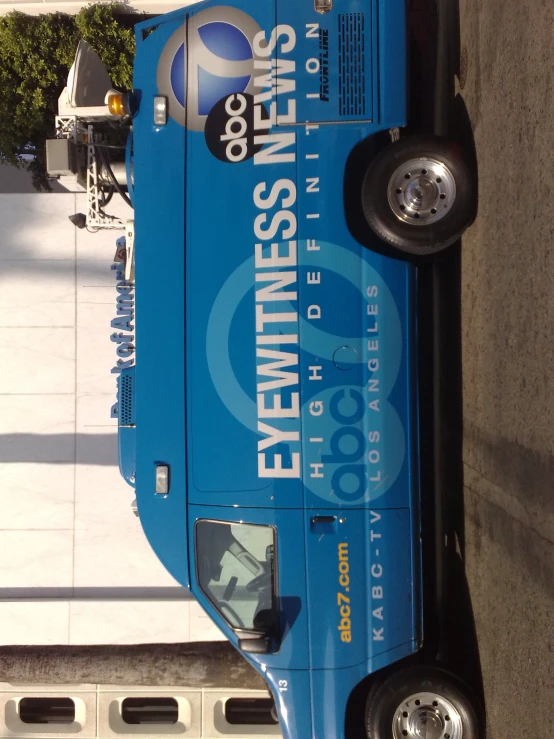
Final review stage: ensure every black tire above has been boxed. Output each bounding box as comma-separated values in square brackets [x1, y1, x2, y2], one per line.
[362, 135, 476, 256]
[366, 666, 483, 739]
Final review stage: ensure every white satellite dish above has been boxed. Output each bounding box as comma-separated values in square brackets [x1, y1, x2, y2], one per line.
[67, 39, 114, 108]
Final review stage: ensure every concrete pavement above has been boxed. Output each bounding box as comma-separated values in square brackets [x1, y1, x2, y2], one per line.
[454, 0, 554, 732]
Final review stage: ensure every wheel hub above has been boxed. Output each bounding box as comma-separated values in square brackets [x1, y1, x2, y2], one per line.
[405, 176, 439, 211]
[392, 691, 463, 739]
[387, 158, 457, 226]
[409, 707, 444, 739]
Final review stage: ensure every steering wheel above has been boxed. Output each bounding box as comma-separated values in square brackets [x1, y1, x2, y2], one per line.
[218, 600, 246, 629]
[246, 570, 272, 592]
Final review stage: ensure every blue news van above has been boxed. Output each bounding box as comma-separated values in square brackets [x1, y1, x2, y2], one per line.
[107, 0, 482, 737]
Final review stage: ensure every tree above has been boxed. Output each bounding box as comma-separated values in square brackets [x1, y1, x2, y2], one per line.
[0, 4, 135, 192]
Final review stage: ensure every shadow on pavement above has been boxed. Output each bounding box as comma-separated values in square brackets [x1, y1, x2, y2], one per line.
[434, 244, 485, 709]
[431, 2, 485, 717]
[412, 0, 485, 716]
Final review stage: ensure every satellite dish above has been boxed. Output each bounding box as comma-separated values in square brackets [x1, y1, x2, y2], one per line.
[67, 39, 114, 108]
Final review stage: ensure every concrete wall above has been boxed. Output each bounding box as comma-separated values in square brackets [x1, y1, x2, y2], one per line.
[0, 193, 224, 646]
[0, 164, 66, 194]
[0, 683, 279, 738]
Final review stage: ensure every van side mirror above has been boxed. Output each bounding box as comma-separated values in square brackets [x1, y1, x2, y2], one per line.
[238, 636, 273, 655]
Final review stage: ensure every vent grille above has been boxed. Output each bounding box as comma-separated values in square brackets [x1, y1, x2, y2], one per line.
[119, 372, 134, 426]
[338, 13, 366, 117]
[19, 697, 75, 724]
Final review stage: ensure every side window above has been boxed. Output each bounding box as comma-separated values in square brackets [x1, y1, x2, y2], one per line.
[195, 520, 277, 633]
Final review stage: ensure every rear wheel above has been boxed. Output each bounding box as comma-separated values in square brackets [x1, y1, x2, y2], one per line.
[365, 666, 483, 739]
[362, 135, 476, 256]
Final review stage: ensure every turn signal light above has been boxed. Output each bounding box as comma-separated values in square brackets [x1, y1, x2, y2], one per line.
[314, 0, 333, 12]
[108, 93, 130, 117]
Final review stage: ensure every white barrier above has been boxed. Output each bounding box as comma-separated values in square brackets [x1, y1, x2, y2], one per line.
[0, 685, 281, 738]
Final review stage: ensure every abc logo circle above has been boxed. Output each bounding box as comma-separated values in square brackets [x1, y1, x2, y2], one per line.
[204, 93, 269, 163]
[157, 6, 261, 130]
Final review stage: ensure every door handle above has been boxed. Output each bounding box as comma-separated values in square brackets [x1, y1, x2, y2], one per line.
[311, 516, 336, 524]
[310, 515, 337, 533]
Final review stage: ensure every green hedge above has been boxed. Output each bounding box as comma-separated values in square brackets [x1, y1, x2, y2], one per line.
[0, 4, 136, 191]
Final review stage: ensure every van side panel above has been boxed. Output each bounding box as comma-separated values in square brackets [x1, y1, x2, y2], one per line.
[133, 18, 190, 587]
[185, 118, 305, 507]
[378, 0, 409, 126]
[276, 0, 375, 124]
[296, 124, 416, 512]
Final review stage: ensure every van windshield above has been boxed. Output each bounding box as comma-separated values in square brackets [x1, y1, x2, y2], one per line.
[195, 520, 277, 634]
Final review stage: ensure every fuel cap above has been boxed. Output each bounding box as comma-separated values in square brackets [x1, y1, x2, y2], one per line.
[333, 345, 357, 370]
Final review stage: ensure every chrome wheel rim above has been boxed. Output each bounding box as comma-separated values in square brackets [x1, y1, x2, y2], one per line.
[392, 691, 463, 739]
[387, 158, 456, 225]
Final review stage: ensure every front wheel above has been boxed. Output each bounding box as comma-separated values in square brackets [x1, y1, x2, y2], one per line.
[365, 666, 483, 739]
[362, 135, 476, 257]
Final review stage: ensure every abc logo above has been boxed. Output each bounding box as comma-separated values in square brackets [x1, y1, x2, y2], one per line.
[204, 92, 269, 163]
[157, 6, 261, 131]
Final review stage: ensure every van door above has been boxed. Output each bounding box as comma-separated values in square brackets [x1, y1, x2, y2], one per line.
[275, 0, 374, 123]
[188, 503, 309, 670]
[304, 507, 416, 670]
